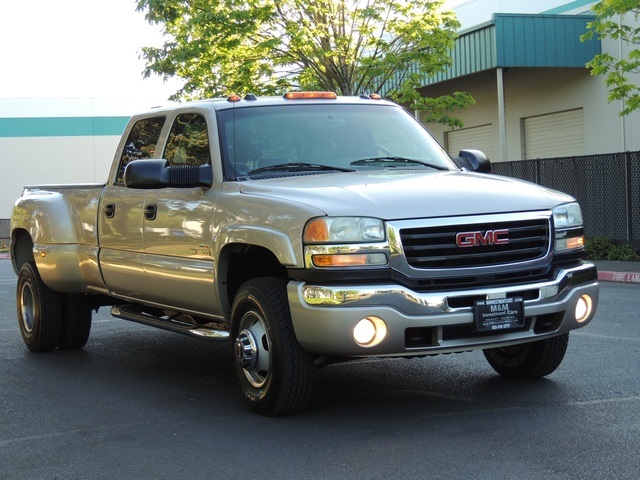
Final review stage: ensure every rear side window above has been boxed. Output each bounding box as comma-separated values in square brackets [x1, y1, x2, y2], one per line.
[116, 117, 165, 184]
[163, 113, 210, 166]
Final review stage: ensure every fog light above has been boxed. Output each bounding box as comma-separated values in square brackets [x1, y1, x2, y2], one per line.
[353, 316, 387, 347]
[575, 294, 593, 323]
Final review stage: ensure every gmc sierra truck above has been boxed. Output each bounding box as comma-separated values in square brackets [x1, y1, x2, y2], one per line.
[10, 92, 599, 415]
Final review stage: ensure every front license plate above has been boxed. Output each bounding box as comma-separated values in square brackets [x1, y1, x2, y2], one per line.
[474, 297, 524, 332]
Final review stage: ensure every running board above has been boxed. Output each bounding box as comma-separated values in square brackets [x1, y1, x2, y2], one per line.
[110, 305, 230, 341]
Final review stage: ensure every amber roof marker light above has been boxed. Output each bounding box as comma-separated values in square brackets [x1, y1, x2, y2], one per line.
[284, 91, 338, 100]
[358, 93, 382, 100]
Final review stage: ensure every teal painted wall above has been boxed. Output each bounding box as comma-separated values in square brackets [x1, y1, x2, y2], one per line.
[0, 116, 129, 138]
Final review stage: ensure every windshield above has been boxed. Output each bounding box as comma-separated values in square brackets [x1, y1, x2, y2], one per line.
[217, 103, 455, 179]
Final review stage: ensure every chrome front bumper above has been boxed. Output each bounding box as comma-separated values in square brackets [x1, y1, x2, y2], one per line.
[287, 262, 599, 357]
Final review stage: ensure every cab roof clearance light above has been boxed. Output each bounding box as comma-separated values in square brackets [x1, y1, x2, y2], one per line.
[284, 91, 338, 100]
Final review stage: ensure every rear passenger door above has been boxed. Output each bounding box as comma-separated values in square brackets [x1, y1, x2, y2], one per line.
[139, 112, 219, 315]
[99, 116, 165, 299]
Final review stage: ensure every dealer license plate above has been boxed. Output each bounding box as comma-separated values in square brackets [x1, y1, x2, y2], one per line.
[474, 297, 524, 332]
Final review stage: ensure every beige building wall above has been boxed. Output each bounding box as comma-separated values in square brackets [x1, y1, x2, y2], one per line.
[425, 4, 640, 162]
[0, 98, 143, 224]
[1, 136, 120, 220]
[424, 64, 640, 162]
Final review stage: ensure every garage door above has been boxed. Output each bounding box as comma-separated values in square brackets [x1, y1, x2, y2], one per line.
[445, 124, 495, 161]
[523, 109, 584, 159]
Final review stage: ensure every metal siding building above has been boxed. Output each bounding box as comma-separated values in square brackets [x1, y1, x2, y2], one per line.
[0, 99, 133, 236]
[395, 14, 600, 88]
[421, 6, 640, 164]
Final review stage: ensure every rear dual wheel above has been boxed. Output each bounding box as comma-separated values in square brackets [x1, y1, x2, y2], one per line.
[17, 262, 92, 352]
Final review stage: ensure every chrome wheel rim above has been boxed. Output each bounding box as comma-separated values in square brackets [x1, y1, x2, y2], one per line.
[235, 311, 271, 389]
[20, 283, 35, 333]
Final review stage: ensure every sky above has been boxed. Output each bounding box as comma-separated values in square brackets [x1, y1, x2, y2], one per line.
[0, 0, 574, 105]
[0, 0, 181, 104]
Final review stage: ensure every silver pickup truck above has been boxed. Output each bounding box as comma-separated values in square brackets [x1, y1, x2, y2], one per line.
[10, 92, 599, 415]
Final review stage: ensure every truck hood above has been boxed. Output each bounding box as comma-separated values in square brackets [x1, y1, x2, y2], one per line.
[238, 170, 573, 219]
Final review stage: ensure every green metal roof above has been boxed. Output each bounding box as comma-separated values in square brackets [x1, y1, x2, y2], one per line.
[495, 14, 599, 67]
[416, 13, 601, 87]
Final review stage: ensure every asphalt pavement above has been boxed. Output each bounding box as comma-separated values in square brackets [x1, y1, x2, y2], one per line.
[1, 253, 638, 479]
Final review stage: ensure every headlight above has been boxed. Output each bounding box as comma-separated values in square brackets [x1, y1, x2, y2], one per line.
[304, 217, 385, 243]
[304, 217, 388, 268]
[553, 202, 585, 252]
[553, 203, 583, 228]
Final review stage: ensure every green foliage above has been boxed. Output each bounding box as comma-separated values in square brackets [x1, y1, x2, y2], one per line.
[136, 0, 473, 127]
[582, 0, 640, 116]
[0, 240, 8, 253]
[585, 236, 640, 261]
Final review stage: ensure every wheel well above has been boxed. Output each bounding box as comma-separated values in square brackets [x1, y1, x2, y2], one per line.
[11, 229, 34, 273]
[220, 244, 288, 310]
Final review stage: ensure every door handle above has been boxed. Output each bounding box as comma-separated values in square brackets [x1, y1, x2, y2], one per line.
[144, 204, 157, 221]
[104, 203, 116, 218]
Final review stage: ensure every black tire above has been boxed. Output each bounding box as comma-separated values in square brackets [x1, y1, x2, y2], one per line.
[57, 294, 92, 349]
[483, 333, 569, 379]
[16, 262, 63, 352]
[231, 277, 315, 416]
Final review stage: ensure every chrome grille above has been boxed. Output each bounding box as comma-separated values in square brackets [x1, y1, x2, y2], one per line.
[400, 218, 550, 269]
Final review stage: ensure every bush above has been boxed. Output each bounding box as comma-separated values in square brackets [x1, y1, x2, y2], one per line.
[585, 237, 640, 261]
[0, 240, 8, 253]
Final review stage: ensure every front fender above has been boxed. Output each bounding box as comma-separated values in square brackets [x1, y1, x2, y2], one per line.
[214, 225, 299, 267]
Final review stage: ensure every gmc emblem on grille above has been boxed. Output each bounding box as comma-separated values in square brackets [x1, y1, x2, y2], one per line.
[456, 229, 509, 248]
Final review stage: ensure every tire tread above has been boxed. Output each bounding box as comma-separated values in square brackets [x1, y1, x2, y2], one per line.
[232, 277, 314, 416]
[483, 333, 569, 379]
[58, 294, 92, 349]
[17, 262, 63, 352]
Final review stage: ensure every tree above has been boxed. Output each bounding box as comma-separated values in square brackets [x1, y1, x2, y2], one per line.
[582, 0, 640, 115]
[136, 0, 473, 127]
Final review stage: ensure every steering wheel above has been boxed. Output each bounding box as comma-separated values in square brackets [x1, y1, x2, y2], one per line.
[356, 145, 392, 157]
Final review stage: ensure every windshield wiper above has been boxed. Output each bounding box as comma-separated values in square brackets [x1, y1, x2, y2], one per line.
[248, 162, 355, 175]
[350, 156, 449, 171]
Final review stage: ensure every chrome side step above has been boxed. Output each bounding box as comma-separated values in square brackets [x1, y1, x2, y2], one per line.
[110, 305, 230, 341]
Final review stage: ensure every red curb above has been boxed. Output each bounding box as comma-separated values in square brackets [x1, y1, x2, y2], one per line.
[598, 271, 640, 284]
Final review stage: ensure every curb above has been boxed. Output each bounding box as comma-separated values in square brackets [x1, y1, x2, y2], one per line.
[597, 270, 640, 284]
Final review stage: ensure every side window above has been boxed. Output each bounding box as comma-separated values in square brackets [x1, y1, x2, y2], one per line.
[116, 117, 165, 185]
[163, 113, 210, 166]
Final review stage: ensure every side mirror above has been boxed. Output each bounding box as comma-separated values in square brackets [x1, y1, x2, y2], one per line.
[123, 159, 213, 189]
[454, 149, 492, 173]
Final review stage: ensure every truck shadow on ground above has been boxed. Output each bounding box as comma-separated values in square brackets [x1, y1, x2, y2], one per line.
[18, 324, 569, 421]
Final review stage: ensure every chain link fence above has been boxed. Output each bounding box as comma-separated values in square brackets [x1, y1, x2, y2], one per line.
[2, 153, 639, 249]
[492, 151, 640, 248]
[0, 219, 9, 242]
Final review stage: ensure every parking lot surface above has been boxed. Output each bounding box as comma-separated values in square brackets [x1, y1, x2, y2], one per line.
[0, 258, 638, 479]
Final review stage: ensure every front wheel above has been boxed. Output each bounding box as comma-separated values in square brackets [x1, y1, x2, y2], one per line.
[17, 262, 63, 352]
[483, 333, 569, 379]
[231, 278, 315, 416]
